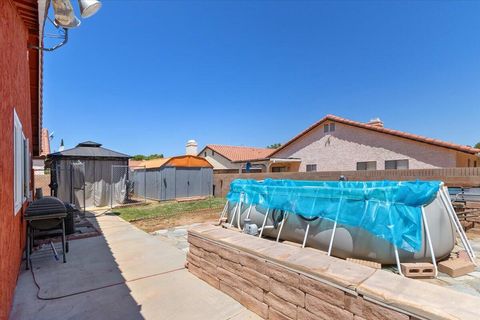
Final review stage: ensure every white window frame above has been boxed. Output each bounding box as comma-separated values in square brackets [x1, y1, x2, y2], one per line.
[306, 164, 317, 172]
[13, 110, 29, 214]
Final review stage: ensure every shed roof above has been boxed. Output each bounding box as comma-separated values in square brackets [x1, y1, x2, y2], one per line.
[47, 141, 130, 159]
[131, 155, 213, 169]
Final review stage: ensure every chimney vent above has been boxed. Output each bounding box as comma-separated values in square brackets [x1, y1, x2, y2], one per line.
[367, 117, 384, 127]
[186, 139, 198, 155]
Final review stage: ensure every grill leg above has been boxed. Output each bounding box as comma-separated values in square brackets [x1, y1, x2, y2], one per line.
[61, 219, 67, 263]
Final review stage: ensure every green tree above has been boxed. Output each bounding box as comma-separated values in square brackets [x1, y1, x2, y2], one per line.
[267, 143, 282, 149]
[132, 154, 164, 161]
[475, 142, 480, 149]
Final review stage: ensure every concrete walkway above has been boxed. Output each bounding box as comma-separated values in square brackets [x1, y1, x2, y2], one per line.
[10, 213, 260, 320]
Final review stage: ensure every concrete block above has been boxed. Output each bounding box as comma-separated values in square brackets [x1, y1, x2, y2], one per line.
[344, 293, 364, 316]
[239, 253, 267, 274]
[219, 280, 242, 302]
[238, 277, 265, 302]
[297, 308, 323, 320]
[188, 235, 218, 253]
[240, 291, 269, 319]
[299, 274, 345, 308]
[358, 268, 480, 320]
[305, 294, 353, 320]
[363, 300, 409, 320]
[217, 267, 242, 289]
[438, 259, 475, 278]
[270, 279, 305, 307]
[217, 267, 264, 301]
[266, 261, 300, 287]
[400, 263, 435, 278]
[188, 261, 220, 289]
[346, 258, 381, 269]
[221, 258, 243, 276]
[203, 250, 222, 266]
[217, 246, 241, 263]
[242, 266, 270, 291]
[268, 307, 295, 320]
[188, 244, 204, 258]
[186, 252, 202, 268]
[264, 292, 297, 319]
[197, 268, 220, 289]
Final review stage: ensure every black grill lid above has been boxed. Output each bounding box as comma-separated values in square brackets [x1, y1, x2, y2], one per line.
[25, 197, 67, 217]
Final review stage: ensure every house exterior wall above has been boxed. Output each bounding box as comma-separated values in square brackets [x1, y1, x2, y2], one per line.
[201, 147, 241, 171]
[0, 1, 34, 318]
[274, 121, 461, 172]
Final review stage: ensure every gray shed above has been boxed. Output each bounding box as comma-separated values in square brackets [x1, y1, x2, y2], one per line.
[132, 155, 213, 201]
[46, 141, 130, 209]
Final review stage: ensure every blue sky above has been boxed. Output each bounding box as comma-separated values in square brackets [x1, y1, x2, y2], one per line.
[43, 0, 480, 156]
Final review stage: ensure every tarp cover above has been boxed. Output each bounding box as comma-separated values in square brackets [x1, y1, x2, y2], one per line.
[226, 179, 442, 252]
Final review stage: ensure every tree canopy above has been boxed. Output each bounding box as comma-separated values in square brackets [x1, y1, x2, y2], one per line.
[267, 143, 282, 149]
[132, 154, 164, 161]
[475, 142, 480, 149]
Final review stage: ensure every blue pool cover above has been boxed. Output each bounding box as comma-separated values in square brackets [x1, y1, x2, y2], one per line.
[227, 179, 442, 252]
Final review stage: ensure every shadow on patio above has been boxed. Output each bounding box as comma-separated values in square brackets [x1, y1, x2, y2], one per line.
[10, 212, 259, 320]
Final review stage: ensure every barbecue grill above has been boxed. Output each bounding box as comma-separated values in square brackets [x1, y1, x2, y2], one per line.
[25, 196, 69, 270]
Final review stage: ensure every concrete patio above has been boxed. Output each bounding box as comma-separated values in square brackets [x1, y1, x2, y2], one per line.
[10, 213, 260, 320]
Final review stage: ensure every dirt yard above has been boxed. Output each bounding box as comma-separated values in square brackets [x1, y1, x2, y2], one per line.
[113, 198, 225, 233]
[130, 208, 221, 232]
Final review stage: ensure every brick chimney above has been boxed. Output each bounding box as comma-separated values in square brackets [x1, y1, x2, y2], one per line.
[367, 117, 384, 128]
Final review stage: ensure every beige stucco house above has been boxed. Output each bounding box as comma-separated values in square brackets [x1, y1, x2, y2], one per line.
[198, 145, 274, 173]
[243, 115, 480, 172]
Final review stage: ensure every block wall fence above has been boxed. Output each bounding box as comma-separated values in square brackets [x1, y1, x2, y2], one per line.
[187, 225, 480, 320]
[213, 167, 480, 197]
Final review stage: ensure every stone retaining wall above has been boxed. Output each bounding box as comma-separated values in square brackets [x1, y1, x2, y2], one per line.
[187, 224, 480, 320]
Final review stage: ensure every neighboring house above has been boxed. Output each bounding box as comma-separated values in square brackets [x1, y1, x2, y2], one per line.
[198, 144, 274, 173]
[0, 0, 46, 317]
[262, 114, 480, 172]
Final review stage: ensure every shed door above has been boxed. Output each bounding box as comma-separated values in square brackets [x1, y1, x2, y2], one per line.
[187, 168, 203, 197]
[175, 168, 202, 199]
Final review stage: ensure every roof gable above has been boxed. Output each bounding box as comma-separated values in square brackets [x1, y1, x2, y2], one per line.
[270, 114, 480, 156]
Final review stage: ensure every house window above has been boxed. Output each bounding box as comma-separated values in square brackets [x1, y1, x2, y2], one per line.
[385, 159, 409, 170]
[14, 110, 29, 214]
[306, 164, 317, 172]
[272, 166, 287, 172]
[212, 151, 215, 156]
[475, 161, 478, 167]
[204, 152, 207, 157]
[324, 123, 336, 133]
[356, 161, 377, 171]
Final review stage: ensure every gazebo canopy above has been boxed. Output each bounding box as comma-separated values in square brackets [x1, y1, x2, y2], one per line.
[47, 141, 130, 160]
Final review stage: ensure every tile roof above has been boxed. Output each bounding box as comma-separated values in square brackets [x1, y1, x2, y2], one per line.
[271, 114, 480, 156]
[202, 145, 274, 162]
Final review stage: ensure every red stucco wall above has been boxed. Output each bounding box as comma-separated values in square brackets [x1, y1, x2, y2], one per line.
[0, 1, 34, 318]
